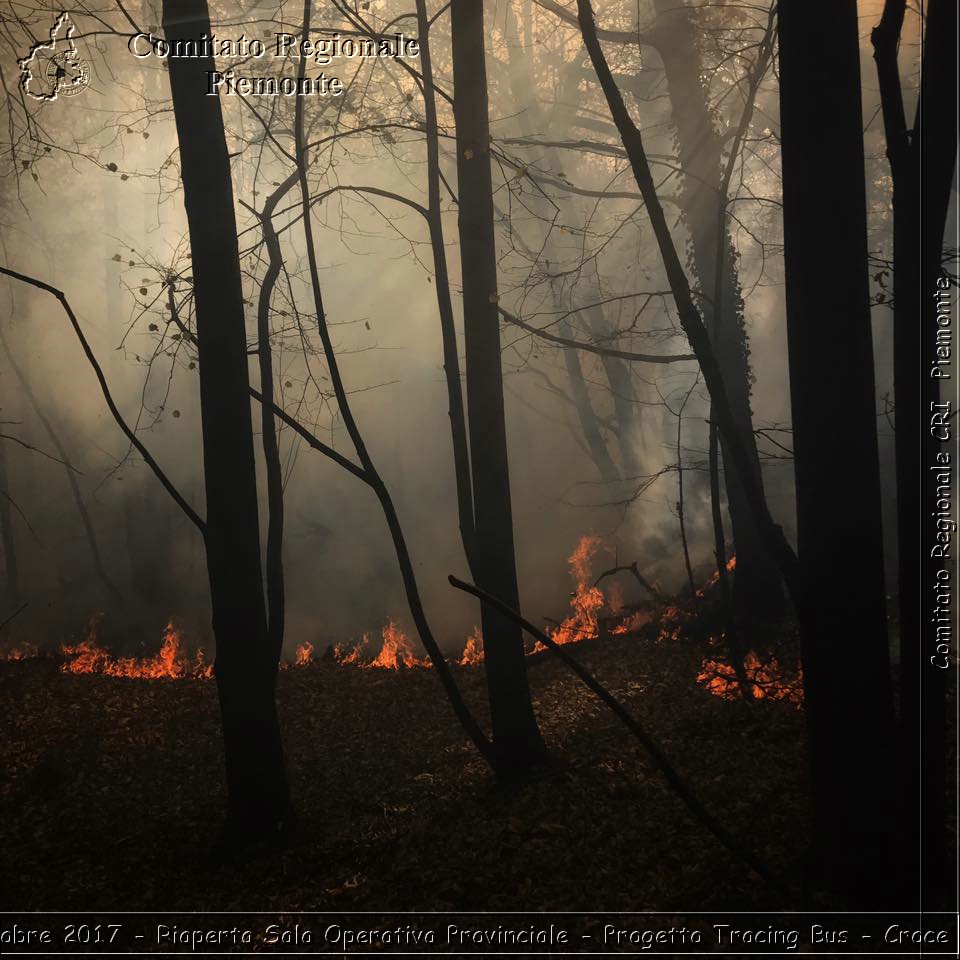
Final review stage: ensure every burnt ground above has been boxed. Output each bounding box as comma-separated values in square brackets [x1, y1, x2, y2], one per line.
[0, 627, 953, 916]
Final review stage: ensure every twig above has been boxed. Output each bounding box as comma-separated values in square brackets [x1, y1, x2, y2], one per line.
[594, 562, 664, 601]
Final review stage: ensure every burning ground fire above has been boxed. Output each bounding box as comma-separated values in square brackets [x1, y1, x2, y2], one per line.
[0, 536, 800, 705]
[59, 619, 213, 680]
[696, 651, 803, 706]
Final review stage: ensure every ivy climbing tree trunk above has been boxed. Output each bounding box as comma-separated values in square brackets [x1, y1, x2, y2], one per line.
[653, 0, 782, 623]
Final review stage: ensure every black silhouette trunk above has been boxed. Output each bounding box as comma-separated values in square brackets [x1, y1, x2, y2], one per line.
[162, 0, 289, 843]
[450, 0, 546, 775]
[414, 0, 477, 563]
[653, 0, 782, 622]
[778, 0, 897, 905]
[0, 431, 17, 607]
[872, 0, 957, 901]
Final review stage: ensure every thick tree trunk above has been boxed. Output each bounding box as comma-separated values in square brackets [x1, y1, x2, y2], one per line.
[450, 0, 546, 775]
[0, 430, 18, 607]
[872, 0, 957, 903]
[162, 0, 289, 844]
[778, 0, 897, 905]
[653, 0, 782, 622]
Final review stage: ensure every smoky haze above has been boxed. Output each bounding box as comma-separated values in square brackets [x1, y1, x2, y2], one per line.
[0, 0, 925, 661]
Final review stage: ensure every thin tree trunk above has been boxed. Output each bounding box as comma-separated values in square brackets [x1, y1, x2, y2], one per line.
[415, 0, 478, 565]
[162, 0, 289, 846]
[675, 382, 697, 602]
[252, 171, 301, 660]
[292, 0, 495, 768]
[450, 0, 546, 775]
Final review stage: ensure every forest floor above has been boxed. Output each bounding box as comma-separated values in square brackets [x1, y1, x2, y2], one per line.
[1, 621, 954, 917]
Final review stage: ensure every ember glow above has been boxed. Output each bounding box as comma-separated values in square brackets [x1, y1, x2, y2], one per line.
[697, 650, 803, 706]
[59, 620, 214, 680]
[0, 641, 38, 661]
[295, 640, 315, 666]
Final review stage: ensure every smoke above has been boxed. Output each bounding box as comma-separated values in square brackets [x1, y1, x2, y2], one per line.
[0, 0, 904, 660]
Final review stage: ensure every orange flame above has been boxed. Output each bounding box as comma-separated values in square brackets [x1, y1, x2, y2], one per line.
[59, 620, 213, 680]
[295, 641, 315, 666]
[697, 650, 803, 706]
[459, 626, 484, 665]
[1, 641, 38, 661]
[334, 620, 432, 670]
[611, 610, 650, 635]
[542, 534, 606, 649]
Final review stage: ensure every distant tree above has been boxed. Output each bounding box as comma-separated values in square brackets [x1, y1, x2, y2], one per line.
[651, 0, 783, 624]
[450, 0, 546, 775]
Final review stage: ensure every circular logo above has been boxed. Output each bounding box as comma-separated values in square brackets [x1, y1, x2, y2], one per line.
[45, 50, 89, 98]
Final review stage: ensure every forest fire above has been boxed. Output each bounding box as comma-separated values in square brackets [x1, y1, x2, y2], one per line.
[538, 534, 606, 650]
[697, 651, 803, 706]
[59, 620, 214, 680]
[3, 537, 798, 700]
[294, 641, 315, 666]
[332, 620, 432, 670]
[459, 626, 484, 665]
[0, 641, 38, 661]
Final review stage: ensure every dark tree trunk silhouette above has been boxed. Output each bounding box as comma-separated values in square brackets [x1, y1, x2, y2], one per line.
[0, 431, 18, 607]
[450, 0, 546, 775]
[414, 0, 477, 564]
[162, 0, 290, 846]
[653, 0, 782, 622]
[872, 0, 957, 901]
[778, 0, 897, 905]
[252, 174, 300, 660]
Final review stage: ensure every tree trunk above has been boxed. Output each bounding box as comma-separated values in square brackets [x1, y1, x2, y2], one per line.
[0, 428, 18, 608]
[872, 0, 957, 903]
[162, 0, 289, 845]
[653, 0, 782, 622]
[778, 0, 897, 905]
[450, 0, 546, 775]
[415, 0, 478, 563]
